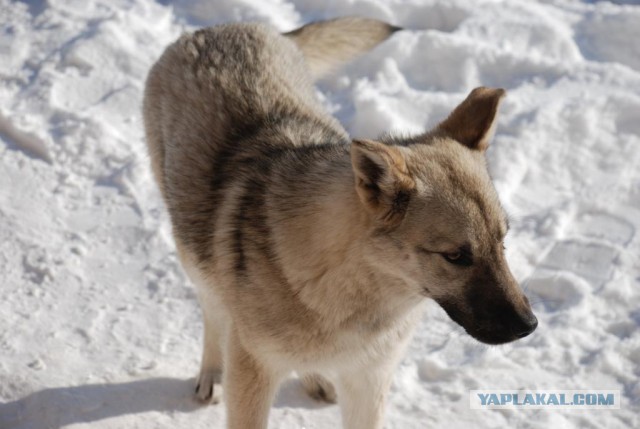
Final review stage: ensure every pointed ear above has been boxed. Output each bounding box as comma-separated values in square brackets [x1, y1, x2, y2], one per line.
[350, 139, 415, 228]
[437, 87, 506, 151]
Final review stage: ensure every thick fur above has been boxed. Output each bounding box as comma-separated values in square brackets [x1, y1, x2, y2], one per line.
[143, 18, 536, 429]
[285, 17, 401, 80]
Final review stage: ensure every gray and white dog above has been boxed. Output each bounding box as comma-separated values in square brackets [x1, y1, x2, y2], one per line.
[143, 17, 537, 429]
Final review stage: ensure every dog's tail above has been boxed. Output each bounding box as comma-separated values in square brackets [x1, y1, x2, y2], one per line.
[284, 17, 401, 80]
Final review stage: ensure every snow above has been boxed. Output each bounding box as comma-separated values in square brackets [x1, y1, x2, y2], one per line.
[1, 0, 639, 427]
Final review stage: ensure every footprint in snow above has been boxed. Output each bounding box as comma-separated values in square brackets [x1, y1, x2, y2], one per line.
[526, 211, 634, 310]
[539, 211, 634, 282]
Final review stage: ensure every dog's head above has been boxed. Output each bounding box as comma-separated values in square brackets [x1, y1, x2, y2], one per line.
[351, 87, 537, 345]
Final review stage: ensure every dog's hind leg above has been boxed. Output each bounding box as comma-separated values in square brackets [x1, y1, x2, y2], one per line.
[174, 242, 226, 403]
[195, 304, 225, 404]
[300, 372, 337, 403]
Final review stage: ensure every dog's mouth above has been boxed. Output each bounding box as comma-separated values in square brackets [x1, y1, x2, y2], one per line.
[437, 299, 538, 345]
[464, 326, 524, 345]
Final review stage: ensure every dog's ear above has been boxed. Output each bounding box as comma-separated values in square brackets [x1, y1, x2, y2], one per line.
[351, 139, 415, 227]
[437, 87, 506, 151]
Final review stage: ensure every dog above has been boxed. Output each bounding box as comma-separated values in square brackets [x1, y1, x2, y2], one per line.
[143, 17, 537, 429]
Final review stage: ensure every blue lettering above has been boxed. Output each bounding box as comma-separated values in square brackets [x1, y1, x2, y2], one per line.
[523, 393, 535, 405]
[500, 394, 513, 405]
[598, 393, 614, 406]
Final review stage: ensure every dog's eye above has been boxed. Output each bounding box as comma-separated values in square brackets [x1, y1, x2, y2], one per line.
[444, 251, 461, 261]
[442, 249, 473, 266]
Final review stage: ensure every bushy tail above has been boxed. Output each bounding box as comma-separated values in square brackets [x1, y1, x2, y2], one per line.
[284, 17, 401, 80]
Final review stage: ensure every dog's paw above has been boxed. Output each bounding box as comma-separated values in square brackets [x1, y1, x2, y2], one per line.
[195, 371, 222, 404]
[300, 373, 337, 404]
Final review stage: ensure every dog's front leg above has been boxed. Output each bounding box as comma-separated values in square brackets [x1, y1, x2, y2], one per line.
[336, 363, 395, 429]
[223, 327, 283, 429]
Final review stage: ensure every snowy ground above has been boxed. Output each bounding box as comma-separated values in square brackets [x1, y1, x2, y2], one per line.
[1, 0, 639, 428]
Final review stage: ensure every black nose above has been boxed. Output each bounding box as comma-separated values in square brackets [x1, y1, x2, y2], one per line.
[514, 314, 538, 338]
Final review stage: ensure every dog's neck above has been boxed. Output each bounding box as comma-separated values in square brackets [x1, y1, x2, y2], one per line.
[271, 149, 419, 328]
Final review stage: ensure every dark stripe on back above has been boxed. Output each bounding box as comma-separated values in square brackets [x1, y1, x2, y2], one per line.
[181, 111, 346, 266]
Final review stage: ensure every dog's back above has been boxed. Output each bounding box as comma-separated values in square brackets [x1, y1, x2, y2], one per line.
[143, 19, 397, 263]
